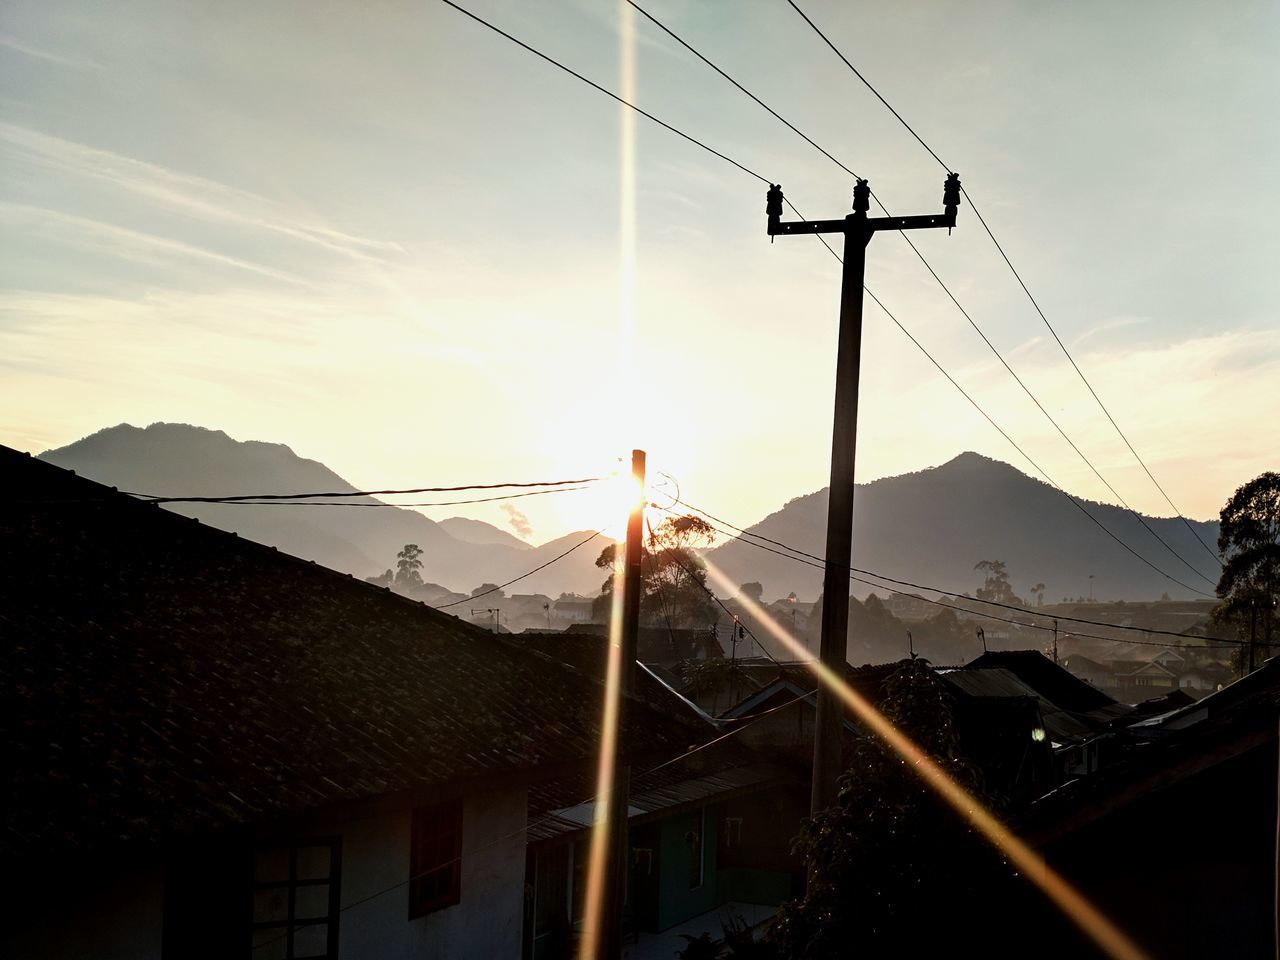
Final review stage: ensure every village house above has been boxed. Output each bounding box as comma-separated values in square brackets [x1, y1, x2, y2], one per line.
[1026, 657, 1280, 959]
[0, 447, 706, 959]
[512, 632, 802, 957]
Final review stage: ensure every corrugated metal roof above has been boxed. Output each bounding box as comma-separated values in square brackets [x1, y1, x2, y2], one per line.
[528, 763, 788, 843]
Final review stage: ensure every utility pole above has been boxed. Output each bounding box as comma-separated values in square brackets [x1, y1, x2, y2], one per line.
[767, 174, 961, 814]
[601, 449, 645, 959]
[1052, 619, 1059, 665]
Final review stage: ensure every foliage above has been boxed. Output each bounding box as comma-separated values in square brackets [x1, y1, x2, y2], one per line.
[470, 582, 505, 599]
[1029, 582, 1046, 606]
[974, 559, 1022, 605]
[1212, 472, 1280, 670]
[394, 543, 423, 589]
[676, 931, 720, 960]
[767, 659, 1017, 958]
[365, 568, 393, 588]
[740, 581, 765, 603]
[591, 515, 718, 628]
[806, 595, 976, 665]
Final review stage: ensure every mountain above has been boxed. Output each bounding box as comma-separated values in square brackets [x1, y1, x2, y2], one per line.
[704, 452, 1221, 604]
[438, 517, 532, 550]
[39, 423, 606, 596]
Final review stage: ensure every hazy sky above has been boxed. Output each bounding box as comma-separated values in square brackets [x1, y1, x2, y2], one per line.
[2, 0, 1277, 545]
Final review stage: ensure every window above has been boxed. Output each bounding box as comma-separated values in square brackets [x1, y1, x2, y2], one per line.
[410, 799, 464, 918]
[251, 837, 341, 960]
[685, 808, 705, 890]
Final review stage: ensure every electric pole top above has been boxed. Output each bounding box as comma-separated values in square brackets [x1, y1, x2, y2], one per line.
[767, 173, 961, 240]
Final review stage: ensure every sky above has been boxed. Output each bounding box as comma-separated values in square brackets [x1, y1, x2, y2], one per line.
[2, 0, 1277, 545]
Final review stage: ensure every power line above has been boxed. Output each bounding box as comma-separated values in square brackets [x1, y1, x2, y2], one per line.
[127, 475, 601, 504]
[160, 485, 594, 509]
[666, 503, 1237, 651]
[782, 0, 1222, 566]
[860, 289, 1213, 598]
[671, 496, 1236, 646]
[432, 529, 605, 608]
[431, 0, 1208, 597]
[623, 0, 1215, 589]
[961, 191, 1224, 566]
[783, 0, 952, 173]
[640, 514, 788, 670]
[436, 0, 769, 185]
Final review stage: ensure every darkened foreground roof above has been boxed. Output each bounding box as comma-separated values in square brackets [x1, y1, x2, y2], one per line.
[0, 447, 704, 860]
[966, 650, 1121, 713]
[526, 736, 789, 845]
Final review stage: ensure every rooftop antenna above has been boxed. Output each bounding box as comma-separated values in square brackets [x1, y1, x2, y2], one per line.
[977, 626, 987, 654]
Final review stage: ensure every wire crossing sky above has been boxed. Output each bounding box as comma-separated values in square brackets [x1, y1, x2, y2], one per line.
[1, 0, 1276, 547]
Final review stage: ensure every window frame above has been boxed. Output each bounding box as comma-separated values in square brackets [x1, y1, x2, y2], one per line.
[250, 835, 342, 960]
[409, 798, 464, 919]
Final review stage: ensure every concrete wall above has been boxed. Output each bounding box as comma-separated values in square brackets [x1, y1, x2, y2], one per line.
[4, 862, 165, 960]
[6, 784, 527, 960]
[338, 785, 529, 959]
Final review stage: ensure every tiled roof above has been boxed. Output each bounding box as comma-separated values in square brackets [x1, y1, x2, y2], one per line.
[0, 447, 705, 859]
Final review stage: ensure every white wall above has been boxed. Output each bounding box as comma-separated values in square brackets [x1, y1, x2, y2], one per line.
[338, 785, 529, 959]
[4, 862, 164, 960]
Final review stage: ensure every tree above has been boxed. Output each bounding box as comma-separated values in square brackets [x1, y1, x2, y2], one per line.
[740, 581, 765, 603]
[1213, 472, 1280, 672]
[394, 544, 423, 590]
[767, 659, 1019, 957]
[365, 568, 394, 588]
[1029, 582, 1046, 607]
[471, 582, 505, 600]
[974, 559, 1022, 605]
[591, 515, 718, 628]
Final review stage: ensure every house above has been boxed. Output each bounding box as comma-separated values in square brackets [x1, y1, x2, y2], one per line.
[512, 633, 801, 958]
[716, 658, 1057, 808]
[1026, 657, 1280, 959]
[0, 446, 705, 959]
[523, 739, 800, 959]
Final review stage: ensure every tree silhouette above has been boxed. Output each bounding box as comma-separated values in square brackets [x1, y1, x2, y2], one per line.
[591, 515, 717, 628]
[974, 560, 1022, 605]
[768, 658, 1018, 957]
[394, 543, 424, 589]
[1212, 472, 1279, 672]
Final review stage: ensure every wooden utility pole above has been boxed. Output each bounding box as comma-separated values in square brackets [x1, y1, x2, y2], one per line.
[767, 175, 961, 814]
[601, 448, 645, 958]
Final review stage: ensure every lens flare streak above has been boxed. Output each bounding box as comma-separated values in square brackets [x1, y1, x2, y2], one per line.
[700, 557, 1147, 960]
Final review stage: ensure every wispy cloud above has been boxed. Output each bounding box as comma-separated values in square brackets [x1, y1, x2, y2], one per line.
[501, 503, 534, 539]
[0, 121, 401, 263]
[0, 202, 303, 283]
[1070, 314, 1149, 349]
[0, 35, 100, 71]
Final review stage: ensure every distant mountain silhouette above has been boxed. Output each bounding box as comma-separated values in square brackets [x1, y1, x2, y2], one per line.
[40, 423, 605, 596]
[438, 517, 532, 550]
[40, 428, 1219, 607]
[704, 452, 1220, 604]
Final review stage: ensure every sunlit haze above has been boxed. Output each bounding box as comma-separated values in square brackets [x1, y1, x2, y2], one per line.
[2, 0, 1277, 543]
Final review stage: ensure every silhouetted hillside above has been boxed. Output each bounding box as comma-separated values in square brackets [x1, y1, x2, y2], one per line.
[704, 452, 1220, 604]
[39, 423, 604, 595]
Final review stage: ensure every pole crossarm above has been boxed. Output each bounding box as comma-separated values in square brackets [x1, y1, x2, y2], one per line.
[769, 211, 955, 236]
[767, 174, 961, 239]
